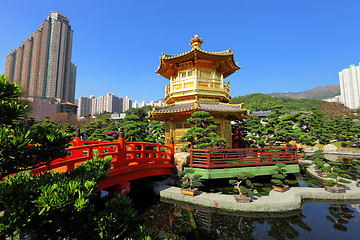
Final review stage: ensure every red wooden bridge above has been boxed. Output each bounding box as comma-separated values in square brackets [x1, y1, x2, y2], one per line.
[31, 131, 174, 194]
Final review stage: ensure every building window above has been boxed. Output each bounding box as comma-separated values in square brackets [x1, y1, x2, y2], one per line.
[201, 71, 211, 79]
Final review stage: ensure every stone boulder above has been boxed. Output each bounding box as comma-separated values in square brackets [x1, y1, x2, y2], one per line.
[324, 154, 338, 162]
[323, 144, 337, 151]
[174, 152, 190, 172]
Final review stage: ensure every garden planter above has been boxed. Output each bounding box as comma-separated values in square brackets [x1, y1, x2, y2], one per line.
[234, 195, 251, 203]
[317, 172, 328, 177]
[324, 185, 346, 193]
[181, 188, 199, 196]
[273, 185, 290, 192]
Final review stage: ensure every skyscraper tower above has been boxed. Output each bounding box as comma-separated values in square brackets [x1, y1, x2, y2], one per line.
[339, 63, 360, 109]
[5, 12, 76, 103]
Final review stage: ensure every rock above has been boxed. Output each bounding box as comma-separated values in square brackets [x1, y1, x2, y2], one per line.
[312, 147, 319, 151]
[174, 152, 190, 166]
[324, 154, 338, 162]
[174, 152, 190, 173]
[323, 144, 337, 151]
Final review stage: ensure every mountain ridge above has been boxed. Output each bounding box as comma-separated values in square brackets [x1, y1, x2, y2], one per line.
[267, 85, 340, 100]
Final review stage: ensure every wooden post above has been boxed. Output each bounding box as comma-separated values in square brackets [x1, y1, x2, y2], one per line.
[170, 137, 174, 163]
[189, 145, 193, 168]
[74, 128, 82, 147]
[72, 128, 82, 160]
[294, 146, 298, 163]
[206, 146, 211, 169]
[117, 127, 126, 167]
[88, 145, 93, 160]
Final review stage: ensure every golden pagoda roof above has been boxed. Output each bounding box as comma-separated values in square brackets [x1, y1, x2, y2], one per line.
[148, 101, 250, 121]
[156, 35, 241, 80]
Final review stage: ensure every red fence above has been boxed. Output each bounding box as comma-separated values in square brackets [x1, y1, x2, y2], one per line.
[188, 146, 298, 169]
[31, 136, 174, 191]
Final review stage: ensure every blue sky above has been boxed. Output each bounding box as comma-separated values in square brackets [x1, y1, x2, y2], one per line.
[1, 0, 360, 102]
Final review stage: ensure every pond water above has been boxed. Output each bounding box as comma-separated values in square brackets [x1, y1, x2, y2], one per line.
[128, 168, 360, 239]
[136, 199, 360, 240]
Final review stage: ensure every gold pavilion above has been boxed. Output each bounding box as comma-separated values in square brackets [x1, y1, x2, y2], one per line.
[148, 35, 249, 152]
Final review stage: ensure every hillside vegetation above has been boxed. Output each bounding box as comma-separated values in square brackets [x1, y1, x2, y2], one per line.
[231, 93, 325, 112]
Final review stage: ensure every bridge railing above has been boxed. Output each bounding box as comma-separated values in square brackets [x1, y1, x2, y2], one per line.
[31, 130, 174, 175]
[187, 146, 298, 169]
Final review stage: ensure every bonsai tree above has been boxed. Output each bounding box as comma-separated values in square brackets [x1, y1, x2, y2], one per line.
[271, 163, 288, 187]
[229, 172, 256, 199]
[324, 162, 346, 188]
[311, 150, 326, 170]
[179, 111, 226, 150]
[178, 169, 203, 189]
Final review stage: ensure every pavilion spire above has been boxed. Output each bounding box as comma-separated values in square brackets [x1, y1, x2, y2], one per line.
[189, 34, 203, 50]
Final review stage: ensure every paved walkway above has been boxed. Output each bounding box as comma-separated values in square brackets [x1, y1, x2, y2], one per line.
[303, 149, 360, 157]
[154, 161, 360, 212]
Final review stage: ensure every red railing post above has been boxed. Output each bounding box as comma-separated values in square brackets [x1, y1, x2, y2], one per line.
[117, 127, 126, 168]
[189, 146, 193, 168]
[72, 128, 82, 160]
[285, 144, 290, 162]
[170, 137, 175, 163]
[74, 128, 82, 147]
[294, 146, 298, 162]
[88, 145, 93, 160]
[206, 146, 211, 169]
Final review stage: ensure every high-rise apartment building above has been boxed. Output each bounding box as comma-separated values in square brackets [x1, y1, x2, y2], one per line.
[77, 93, 125, 118]
[5, 12, 76, 103]
[123, 96, 132, 112]
[132, 99, 166, 108]
[77, 96, 94, 118]
[339, 63, 360, 109]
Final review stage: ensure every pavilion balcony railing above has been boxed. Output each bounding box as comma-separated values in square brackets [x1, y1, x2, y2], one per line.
[187, 146, 298, 169]
[165, 79, 231, 102]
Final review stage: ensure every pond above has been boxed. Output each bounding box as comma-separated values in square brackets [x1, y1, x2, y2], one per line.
[128, 167, 360, 239]
[136, 199, 360, 240]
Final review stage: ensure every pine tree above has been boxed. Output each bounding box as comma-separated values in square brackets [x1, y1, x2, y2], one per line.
[120, 115, 147, 141]
[179, 111, 226, 149]
[145, 120, 165, 144]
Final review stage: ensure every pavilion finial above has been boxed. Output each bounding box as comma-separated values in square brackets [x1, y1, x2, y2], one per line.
[190, 34, 203, 50]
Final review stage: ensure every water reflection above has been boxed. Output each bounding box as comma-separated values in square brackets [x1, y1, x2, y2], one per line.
[137, 199, 360, 239]
[326, 205, 355, 232]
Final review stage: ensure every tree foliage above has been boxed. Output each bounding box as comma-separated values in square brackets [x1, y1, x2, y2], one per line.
[231, 93, 324, 112]
[271, 163, 288, 187]
[145, 121, 165, 144]
[178, 168, 203, 189]
[0, 75, 140, 239]
[179, 111, 226, 149]
[320, 102, 352, 119]
[120, 115, 147, 142]
[125, 105, 152, 122]
[0, 153, 137, 239]
[0, 74, 29, 125]
[229, 172, 256, 198]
